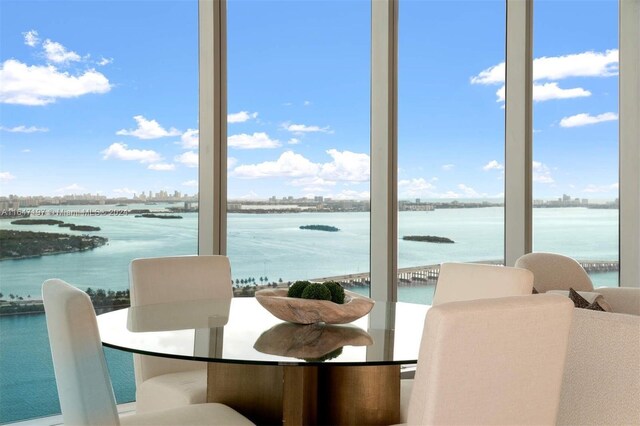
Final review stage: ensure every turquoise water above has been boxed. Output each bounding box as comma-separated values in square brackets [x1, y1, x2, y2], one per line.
[0, 206, 619, 423]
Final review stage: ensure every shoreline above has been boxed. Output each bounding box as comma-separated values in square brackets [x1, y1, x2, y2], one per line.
[0, 260, 620, 316]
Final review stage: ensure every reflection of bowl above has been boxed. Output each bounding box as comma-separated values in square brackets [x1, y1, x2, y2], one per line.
[255, 288, 374, 324]
[253, 322, 373, 360]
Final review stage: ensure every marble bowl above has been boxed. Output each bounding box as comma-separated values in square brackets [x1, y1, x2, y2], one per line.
[255, 288, 374, 324]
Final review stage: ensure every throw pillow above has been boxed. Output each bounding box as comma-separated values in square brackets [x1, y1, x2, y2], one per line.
[569, 288, 591, 309]
[568, 288, 607, 311]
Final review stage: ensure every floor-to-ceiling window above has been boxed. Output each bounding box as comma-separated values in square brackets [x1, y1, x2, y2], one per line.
[0, 1, 198, 422]
[1, 0, 638, 423]
[226, 0, 371, 294]
[397, 0, 506, 304]
[532, 0, 619, 287]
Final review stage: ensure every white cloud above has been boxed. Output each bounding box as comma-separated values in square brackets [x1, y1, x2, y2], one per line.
[532, 83, 591, 102]
[228, 132, 281, 149]
[102, 143, 162, 163]
[533, 161, 554, 184]
[582, 183, 618, 193]
[290, 177, 337, 188]
[333, 190, 369, 200]
[0, 59, 111, 105]
[288, 138, 300, 145]
[457, 184, 485, 198]
[319, 149, 369, 182]
[180, 128, 199, 148]
[112, 187, 137, 195]
[232, 151, 319, 178]
[496, 82, 591, 103]
[231, 149, 370, 185]
[283, 123, 331, 134]
[533, 49, 618, 81]
[175, 151, 198, 168]
[441, 164, 455, 171]
[228, 157, 238, 170]
[0, 172, 16, 182]
[148, 163, 175, 171]
[398, 178, 437, 197]
[483, 160, 504, 171]
[56, 183, 84, 193]
[116, 115, 181, 139]
[21, 149, 31, 153]
[182, 180, 198, 187]
[303, 100, 311, 106]
[559, 112, 618, 128]
[43, 39, 81, 64]
[227, 111, 258, 123]
[98, 57, 113, 66]
[471, 49, 618, 85]
[0, 125, 48, 133]
[23, 30, 39, 47]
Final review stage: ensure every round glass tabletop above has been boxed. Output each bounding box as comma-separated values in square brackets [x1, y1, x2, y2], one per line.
[97, 297, 429, 366]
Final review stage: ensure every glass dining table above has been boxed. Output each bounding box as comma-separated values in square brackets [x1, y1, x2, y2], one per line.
[97, 296, 429, 425]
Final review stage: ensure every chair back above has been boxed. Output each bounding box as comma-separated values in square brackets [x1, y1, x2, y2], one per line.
[515, 252, 594, 293]
[432, 262, 534, 305]
[407, 295, 574, 425]
[129, 255, 232, 383]
[42, 279, 119, 426]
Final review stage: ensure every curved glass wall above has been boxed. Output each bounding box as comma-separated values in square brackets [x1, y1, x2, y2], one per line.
[226, 0, 371, 295]
[532, 0, 619, 287]
[0, 1, 198, 422]
[398, 0, 506, 304]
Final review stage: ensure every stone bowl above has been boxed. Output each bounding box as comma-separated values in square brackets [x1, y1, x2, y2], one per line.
[255, 288, 375, 324]
[253, 322, 373, 361]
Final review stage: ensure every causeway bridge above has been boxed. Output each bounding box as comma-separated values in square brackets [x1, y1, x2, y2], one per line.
[313, 259, 619, 287]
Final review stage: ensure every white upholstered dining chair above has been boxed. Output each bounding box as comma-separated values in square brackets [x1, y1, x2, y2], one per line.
[42, 279, 254, 426]
[129, 255, 233, 414]
[432, 262, 534, 305]
[403, 295, 574, 425]
[514, 252, 594, 293]
[400, 262, 535, 421]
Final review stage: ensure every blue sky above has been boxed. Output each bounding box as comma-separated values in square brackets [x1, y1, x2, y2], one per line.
[0, 0, 619, 201]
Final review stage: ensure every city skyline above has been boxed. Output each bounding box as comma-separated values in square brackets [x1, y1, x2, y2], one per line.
[1, 0, 619, 200]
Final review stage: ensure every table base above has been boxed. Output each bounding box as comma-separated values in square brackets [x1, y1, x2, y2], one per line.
[207, 363, 400, 425]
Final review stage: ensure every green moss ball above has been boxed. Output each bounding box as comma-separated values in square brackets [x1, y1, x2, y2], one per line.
[323, 281, 345, 304]
[287, 280, 311, 298]
[301, 283, 332, 301]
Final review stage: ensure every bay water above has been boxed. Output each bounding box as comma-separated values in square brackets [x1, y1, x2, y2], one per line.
[0, 206, 618, 423]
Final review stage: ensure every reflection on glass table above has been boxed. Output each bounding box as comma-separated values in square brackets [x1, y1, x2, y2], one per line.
[97, 297, 429, 425]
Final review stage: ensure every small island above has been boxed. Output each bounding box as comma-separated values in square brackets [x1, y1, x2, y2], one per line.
[135, 213, 183, 219]
[58, 223, 101, 231]
[11, 219, 64, 226]
[300, 225, 339, 232]
[403, 235, 455, 243]
[12, 219, 101, 231]
[0, 230, 108, 260]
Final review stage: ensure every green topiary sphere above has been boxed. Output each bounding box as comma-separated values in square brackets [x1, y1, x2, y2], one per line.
[301, 283, 332, 301]
[303, 347, 343, 362]
[288, 280, 311, 298]
[323, 281, 345, 304]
